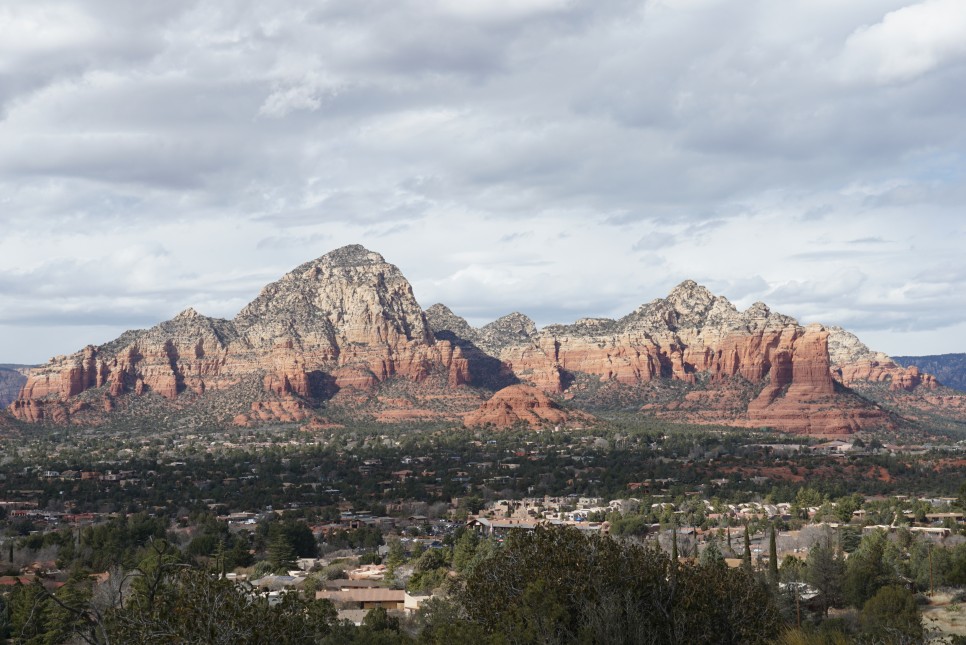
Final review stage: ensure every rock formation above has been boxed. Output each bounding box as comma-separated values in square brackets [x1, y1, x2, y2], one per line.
[827, 327, 937, 391]
[10, 246, 954, 435]
[893, 353, 966, 392]
[464, 384, 591, 428]
[430, 281, 943, 434]
[12, 245, 469, 425]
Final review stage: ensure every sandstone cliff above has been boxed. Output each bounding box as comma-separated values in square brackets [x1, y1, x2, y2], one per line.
[11, 246, 952, 435]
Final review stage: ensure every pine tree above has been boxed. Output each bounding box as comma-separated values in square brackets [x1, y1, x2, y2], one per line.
[385, 538, 406, 586]
[807, 537, 845, 617]
[701, 536, 725, 568]
[267, 531, 296, 573]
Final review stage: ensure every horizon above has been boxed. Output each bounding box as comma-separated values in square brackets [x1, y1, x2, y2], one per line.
[2, 2, 965, 362]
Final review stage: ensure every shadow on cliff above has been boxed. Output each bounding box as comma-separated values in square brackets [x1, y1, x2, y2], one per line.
[433, 331, 520, 391]
[308, 371, 340, 403]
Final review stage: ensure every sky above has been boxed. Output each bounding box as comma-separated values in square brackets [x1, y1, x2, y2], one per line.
[1, 0, 965, 364]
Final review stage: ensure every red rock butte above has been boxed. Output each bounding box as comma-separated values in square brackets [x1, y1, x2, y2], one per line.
[8, 245, 960, 434]
[464, 384, 592, 429]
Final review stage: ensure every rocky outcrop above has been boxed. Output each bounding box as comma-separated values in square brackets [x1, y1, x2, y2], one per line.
[464, 384, 591, 428]
[893, 353, 966, 392]
[828, 327, 938, 391]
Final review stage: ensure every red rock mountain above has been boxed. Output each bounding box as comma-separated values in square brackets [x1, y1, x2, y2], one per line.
[427, 282, 948, 434]
[11, 246, 469, 425]
[9, 245, 957, 434]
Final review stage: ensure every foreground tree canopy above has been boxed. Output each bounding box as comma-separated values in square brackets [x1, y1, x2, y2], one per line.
[435, 525, 783, 644]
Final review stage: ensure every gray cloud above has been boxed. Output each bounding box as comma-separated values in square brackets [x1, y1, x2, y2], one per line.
[0, 0, 965, 361]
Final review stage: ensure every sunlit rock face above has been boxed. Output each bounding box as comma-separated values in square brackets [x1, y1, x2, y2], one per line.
[11, 247, 947, 434]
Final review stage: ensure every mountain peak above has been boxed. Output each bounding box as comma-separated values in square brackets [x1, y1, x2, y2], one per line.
[484, 312, 537, 337]
[667, 280, 717, 312]
[316, 244, 385, 268]
[174, 307, 202, 320]
[661, 280, 721, 328]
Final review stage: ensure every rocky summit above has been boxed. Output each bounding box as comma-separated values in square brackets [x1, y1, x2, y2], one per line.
[8, 245, 964, 435]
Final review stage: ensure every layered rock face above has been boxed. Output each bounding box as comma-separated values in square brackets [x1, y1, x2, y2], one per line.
[429, 281, 921, 434]
[11, 245, 469, 424]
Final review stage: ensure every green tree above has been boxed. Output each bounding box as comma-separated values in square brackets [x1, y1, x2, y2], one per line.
[6, 582, 51, 645]
[701, 536, 725, 568]
[385, 537, 406, 586]
[834, 494, 863, 524]
[451, 529, 480, 574]
[843, 530, 896, 608]
[106, 567, 336, 644]
[361, 606, 400, 633]
[451, 525, 782, 644]
[742, 525, 752, 571]
[267, 530, 297, 573]
[806, 538, 845, 617]
[279, 519, 318, 558]
[408, 547, 450, 594]
[768, 524, 778, 586]
[418, 597, 498, 644]
[0, 593, 9, 641]
[44, 573, 94, 645]
[860, 585, 923, 642]
[505, 579, 572, 644]
[779, 555, 804, 583]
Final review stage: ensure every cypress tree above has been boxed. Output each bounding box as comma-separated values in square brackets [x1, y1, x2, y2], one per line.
[769, 524, 778, 584]
[743, 525, 752, 570]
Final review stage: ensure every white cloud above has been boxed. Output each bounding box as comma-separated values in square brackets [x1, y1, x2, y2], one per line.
[838, 0, 966, 84]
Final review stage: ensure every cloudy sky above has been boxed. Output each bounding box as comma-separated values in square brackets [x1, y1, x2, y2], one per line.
[1, 0, 965, 364]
